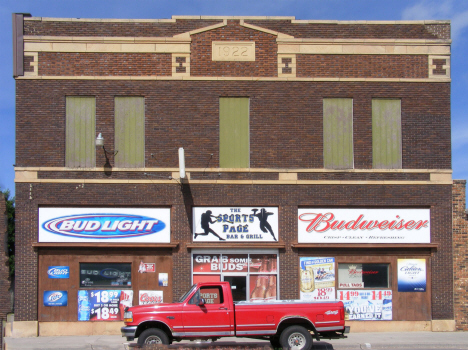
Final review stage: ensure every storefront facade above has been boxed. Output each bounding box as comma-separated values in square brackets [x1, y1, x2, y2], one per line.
[12, 14, 454, 336]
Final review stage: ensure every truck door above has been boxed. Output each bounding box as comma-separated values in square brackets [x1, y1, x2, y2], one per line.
[182, 285, 234, 336]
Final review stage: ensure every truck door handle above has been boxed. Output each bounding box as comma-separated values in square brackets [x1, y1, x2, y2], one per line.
[219, 307, 228, 310]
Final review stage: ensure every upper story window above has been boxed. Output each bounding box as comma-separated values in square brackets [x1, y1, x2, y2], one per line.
[323, 98, 354, 169]
[219, 97, 249, 168]
[114, 96, 145, 168]
[372, 99, 402, 169]
[65, 96, 96, 168]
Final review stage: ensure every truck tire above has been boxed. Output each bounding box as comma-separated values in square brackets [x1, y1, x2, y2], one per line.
[270, 336, 281, 349]
[279, 325, 313, 350]
[137, 328, 170, 346]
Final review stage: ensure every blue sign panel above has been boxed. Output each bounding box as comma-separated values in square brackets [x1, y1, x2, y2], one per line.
[47, 266, 70, 279]
[44, 291, 68, 306]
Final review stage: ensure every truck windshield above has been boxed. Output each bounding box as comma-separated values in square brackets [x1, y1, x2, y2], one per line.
[178, 284, 198, 302]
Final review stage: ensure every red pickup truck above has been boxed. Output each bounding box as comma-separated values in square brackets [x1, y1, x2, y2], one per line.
[121, 282, 349, 349]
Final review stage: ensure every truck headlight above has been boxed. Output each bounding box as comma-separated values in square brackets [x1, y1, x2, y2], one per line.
[124, 311, 133, 323]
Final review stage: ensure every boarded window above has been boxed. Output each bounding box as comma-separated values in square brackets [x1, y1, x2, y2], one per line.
[65, 96, 96, 168]
[323, 98, 354, 169]
[114, 97, 145, 168]
[219, 98, 249, 168]
[372, 99, 402, 169]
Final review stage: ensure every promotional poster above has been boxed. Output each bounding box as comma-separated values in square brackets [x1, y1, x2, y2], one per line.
[47, 266, 70, 279]
[39, 207, 171, 243]
[338, 290, 392, 321]
[139, 290, 163, 305]
[193, 207, 278, 242]
[159, 273, 168, 287]
[77, 290, 133, 321]
[299, 257, 336, 301]
[398, 259, 427, 292]
[298, 208, 430, 243]
[43, 291, 68, 307]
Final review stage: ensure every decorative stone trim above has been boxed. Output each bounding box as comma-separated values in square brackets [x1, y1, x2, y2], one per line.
[23, 52, 38, 76]
[278, 54, 296, 77]
[172, 53, 190, 76]
[16, 75, 451, 83]
[429, 55, 450, 79]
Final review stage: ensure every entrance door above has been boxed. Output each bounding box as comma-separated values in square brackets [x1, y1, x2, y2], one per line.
[223, 276, 247, 302]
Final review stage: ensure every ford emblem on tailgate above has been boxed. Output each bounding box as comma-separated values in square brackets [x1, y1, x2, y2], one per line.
[42, 214, 166, 239]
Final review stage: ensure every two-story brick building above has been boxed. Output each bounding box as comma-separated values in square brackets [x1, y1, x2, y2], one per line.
[12, 14, 454, 336]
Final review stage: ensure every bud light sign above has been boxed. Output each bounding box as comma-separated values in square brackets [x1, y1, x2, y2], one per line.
[44, 291, 68, 306]
[48, 266, 70, 279]
[39, 208, 170, 243]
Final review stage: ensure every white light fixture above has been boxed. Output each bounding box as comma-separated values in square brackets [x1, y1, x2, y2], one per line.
[96, 133, 104, 147]
[178, 147, 185, 179]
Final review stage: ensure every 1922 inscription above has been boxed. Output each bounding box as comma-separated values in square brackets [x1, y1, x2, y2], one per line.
[212, 42, 255, 61]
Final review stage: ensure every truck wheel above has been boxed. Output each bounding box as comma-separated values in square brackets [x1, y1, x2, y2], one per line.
[137, 328, 169, 346]
[279, 325, 313, 350]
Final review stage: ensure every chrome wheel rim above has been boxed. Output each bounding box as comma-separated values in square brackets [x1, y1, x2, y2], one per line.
[145, 335, 163, 344]
[288, 332, 306, 349]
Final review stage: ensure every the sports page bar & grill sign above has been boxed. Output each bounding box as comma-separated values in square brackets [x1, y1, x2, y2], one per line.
[39, 208, 170, 243]
[298, 208, 430, 243]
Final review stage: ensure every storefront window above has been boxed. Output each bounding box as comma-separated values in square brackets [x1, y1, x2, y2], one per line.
[79, 263, 132, 288]
[338, 263, 389, 289]
[192, 252, 278, 302]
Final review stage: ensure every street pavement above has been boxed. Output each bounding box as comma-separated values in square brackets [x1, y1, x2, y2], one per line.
[4, 332, 468, 350]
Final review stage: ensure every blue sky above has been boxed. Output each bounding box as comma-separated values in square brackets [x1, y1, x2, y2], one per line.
[1, 0, 467, 197]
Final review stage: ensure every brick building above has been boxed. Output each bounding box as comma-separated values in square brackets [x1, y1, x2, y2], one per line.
[0, 196, 12, 332]
[453, 180, 468, 331]
[12, 14, 454, 336]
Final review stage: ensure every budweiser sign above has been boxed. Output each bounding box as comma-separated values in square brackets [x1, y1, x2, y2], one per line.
[298, 209, 430, 244]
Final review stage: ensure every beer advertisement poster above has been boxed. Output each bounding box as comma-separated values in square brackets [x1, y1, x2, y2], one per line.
[139, 290, 163, 305]
[397, 259, 426, 292]
[298, 208, 430, 243]
[159, 273, 168, 287]
[47, 266, 70, 279]
[299, 257, 335, 301]
[77, 290, 133, 321]
[338, 290, 392, 321]
[192, 207, 278, 242]
[43, 291, 68, 307]
[39, 207, 171, 243]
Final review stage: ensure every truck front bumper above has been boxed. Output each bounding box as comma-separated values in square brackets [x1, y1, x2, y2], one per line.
[121, 326, 137, 341]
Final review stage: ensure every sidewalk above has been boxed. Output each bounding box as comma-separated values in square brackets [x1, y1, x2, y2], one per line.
[4, 332, 468, 350]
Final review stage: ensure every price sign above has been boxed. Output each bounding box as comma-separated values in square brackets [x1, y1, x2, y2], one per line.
[78, 290, 133, 321]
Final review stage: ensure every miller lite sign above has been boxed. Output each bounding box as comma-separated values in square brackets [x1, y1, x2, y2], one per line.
[39, 208, 170, 243]
[298, 208, 430, 244]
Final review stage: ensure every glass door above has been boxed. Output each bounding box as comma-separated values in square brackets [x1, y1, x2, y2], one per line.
[223, 275, 247, 302]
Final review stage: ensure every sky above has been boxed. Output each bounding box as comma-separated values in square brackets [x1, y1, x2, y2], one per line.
[1, 0, 467, 198]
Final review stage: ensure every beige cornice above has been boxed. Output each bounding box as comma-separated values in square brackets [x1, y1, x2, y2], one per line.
[15, 168, 452, 185]
[24, 35, 191, 54]
[15, 76, 451, 83]
[25, 17, 177, 23]
[14, 167, 452, 173]
[14, 179, 453, 185]
[291, 20, 450, 25]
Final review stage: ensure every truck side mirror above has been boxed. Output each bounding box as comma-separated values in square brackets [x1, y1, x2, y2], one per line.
[198, 298, 205, 306]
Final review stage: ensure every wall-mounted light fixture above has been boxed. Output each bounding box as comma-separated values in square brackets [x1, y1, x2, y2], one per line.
[95, 133, 118, 157]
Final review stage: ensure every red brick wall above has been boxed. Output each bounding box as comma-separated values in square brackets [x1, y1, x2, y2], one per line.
[39, 53, 172, 76]
[453, 180, 468, 330]
[24, 19, 223, 37]
[15, 182, 453, 321]
[190, 20, 277, 77]
[15, 80, 451, 170]
[0, 197, 12, 321]
[24, 18, 450, 40]
[246, 20, 450, 39]
[297, 55, 428, 79]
